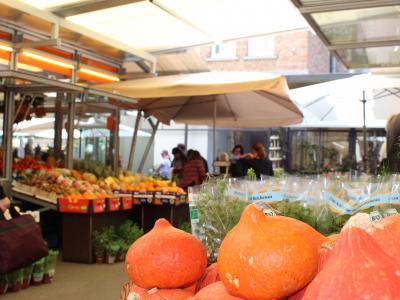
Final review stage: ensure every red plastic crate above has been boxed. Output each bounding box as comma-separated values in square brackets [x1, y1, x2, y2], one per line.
[58, 197, 90, 214]
[106, 196, 121, 212]
[120, 194, 133, 210]
[92, 198, 106, 213]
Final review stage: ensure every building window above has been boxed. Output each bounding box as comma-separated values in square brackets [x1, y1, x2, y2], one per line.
[246, 36, 276, 59]
[210, 41, 237, 60]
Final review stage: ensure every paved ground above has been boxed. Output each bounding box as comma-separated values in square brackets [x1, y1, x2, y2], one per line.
[2, 260, 128, 300]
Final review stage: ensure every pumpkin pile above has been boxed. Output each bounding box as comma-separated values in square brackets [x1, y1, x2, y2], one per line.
[124, 206, 400, 300]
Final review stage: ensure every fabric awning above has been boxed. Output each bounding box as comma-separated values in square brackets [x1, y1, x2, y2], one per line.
[94, 71, 303, 128]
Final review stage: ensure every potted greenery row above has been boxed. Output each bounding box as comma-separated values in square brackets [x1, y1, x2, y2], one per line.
[32, 258, 45, 286]
[22, 264, 34, 289]
[8, 269, 23, 292]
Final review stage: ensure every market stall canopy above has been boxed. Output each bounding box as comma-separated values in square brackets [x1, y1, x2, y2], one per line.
[290, 74, 400, 128]
[94, 71, 304, 128]
[0, 0, 307, 65]
[290, 1, 400, 69]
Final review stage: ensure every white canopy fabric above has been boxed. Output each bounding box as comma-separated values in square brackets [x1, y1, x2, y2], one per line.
[289, 74, 400, 129]
[94, 71, 303, 128]
[20, 0, 308, 53]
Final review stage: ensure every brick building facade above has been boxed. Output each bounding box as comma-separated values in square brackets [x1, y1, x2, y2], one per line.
[199, 30, 331, 74]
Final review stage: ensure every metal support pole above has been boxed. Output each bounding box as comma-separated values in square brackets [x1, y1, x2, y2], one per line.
[184, 124, 189, 148]
[54, 93, 63, 160]
[127, 110, 142, 171]
[212, 99, 217, 172]
[3, 91, 15, 180]
[66, 94, 75, 169]
[137, 119, 159, 173]
[110, 109, 120, 172]
[362, 91, 367, 158]
[3, 39, 17, 179]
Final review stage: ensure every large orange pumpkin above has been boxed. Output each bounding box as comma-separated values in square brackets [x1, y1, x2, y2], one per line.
[303, 227, 400, 299]
[129, 284, 194, 300]
[195, 263, 220, 292]
[371, 214, 400, 265]
[126, 218, 207, 289]
[217, 204, 319, 300]
[194, 281, 243, 300]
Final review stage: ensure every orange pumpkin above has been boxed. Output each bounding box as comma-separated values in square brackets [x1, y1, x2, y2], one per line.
[126, 218, 207, 289]
[195, 263, 220, 292]
[371, 214, 400, 265]
[183, 283, 197, 294]
[303, 227, 400, 299]
[130, 284, 194, 300]
[217, 204, 318, 300]
[194, 282, 243, 300]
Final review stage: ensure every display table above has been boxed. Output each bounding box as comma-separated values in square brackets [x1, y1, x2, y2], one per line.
[12, 189, 190, 263]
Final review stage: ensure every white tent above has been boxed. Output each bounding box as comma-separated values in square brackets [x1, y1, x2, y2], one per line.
[289, 74, 400, 129]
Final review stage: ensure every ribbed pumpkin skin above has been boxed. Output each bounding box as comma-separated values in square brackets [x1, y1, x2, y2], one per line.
[129, 284, 194, 300]
[371, 214, 400, 265]
[303, 227, 400, 300]
[195, 263, 220, 292]
[217, 205, 318, 300]
[125, 218, 207, 289]
[194, 282, 243, 300]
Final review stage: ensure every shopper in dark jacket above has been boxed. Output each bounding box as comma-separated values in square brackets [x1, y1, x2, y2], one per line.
[242, 142, 274, 179]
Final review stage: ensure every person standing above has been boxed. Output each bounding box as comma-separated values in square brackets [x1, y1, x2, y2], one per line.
[158, 150, 172, 179]
[171, 147, 187, 179]
[242, 142, 274, 179]
[179, 150, 206, 189]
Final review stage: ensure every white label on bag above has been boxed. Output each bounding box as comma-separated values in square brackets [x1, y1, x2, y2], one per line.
[370, 210, 383, 223]
[384, 208, 398, 217]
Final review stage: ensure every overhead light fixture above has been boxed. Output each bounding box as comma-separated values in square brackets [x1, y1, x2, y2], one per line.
[22, 50, 75, 69]
[0, 58, 42, 72]
[0, 43, 13, 52]
[79, 67, 120, 82]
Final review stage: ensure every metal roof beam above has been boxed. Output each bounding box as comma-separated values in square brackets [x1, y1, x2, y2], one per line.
[299, 0, 400, 14]
[0, 0, 156, 66]
[51, 0, 144, 17]
[328, 39, 400, 50]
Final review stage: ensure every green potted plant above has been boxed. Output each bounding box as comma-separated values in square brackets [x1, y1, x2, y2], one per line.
[22, 264, 34, 289]
[116, 240, 127, 262]
[32, 258, 45, 285]
[8, 269, 23, 292]
[105, 243, 120, 264]
[0, 274, 8, 295]
[93, 230, 106, 264]
[43, 250, 59, 284]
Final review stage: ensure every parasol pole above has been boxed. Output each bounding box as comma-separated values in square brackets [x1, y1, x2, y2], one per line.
[127, 110, 142, 171]
[362, 90, 367, 159]
[213, 98, 217, 172]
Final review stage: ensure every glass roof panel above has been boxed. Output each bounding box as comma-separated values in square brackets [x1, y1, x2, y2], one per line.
[311, 6, 400, 44]
[337, 46, 400, 68]
[67, 1, 210, 52]
[20, 0, 83, 9]
[300, 0, 376, 5]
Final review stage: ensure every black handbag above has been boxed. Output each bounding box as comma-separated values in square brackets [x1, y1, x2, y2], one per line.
[0, 209, 48, 274]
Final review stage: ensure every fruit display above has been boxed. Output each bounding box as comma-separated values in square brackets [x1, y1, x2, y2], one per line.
[123, 205, 400, 300]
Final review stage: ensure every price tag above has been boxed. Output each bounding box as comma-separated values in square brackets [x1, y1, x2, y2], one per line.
[190, 208, 199, 222]
[370, 210, 383, 223]
[384, 208, 398, 217]
[262, 208, 276, 217]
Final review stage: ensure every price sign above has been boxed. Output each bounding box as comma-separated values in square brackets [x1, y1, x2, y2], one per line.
[370, 210, 383, 223]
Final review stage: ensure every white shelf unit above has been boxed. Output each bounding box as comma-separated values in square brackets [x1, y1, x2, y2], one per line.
[269, 135, 282, 169]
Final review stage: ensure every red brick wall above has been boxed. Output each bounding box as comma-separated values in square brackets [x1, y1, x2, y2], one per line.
[199, 29, 336, 74]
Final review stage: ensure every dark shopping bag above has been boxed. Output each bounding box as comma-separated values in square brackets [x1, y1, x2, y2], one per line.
[0, 214, 48, 274]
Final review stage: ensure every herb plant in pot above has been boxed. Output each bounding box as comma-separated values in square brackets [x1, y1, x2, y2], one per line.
[93, 230, 106, 264]
[22, 264, 34, 289]
[105, 243, 120, 264]
[0, 274, 8, 295]
[32, 258, 45, 286]
[116, 240, 128, 262]
[43, 250, 59, 284]
[8, 269, 23, 292]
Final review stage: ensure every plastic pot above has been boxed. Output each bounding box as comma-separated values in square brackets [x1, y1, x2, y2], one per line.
[32, 272, 44, 286]
[43, 274, 54, 284]
[0, 283, 8, 294]
[9, 282, 22, 293]
[95, 255, 105, 264]
[22, 277, 31, 289]
[106, 254, 116, 264]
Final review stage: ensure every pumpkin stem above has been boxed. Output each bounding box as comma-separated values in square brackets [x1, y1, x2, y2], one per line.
[252, 202, 278, 216]
[153, 218, 171, 229]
